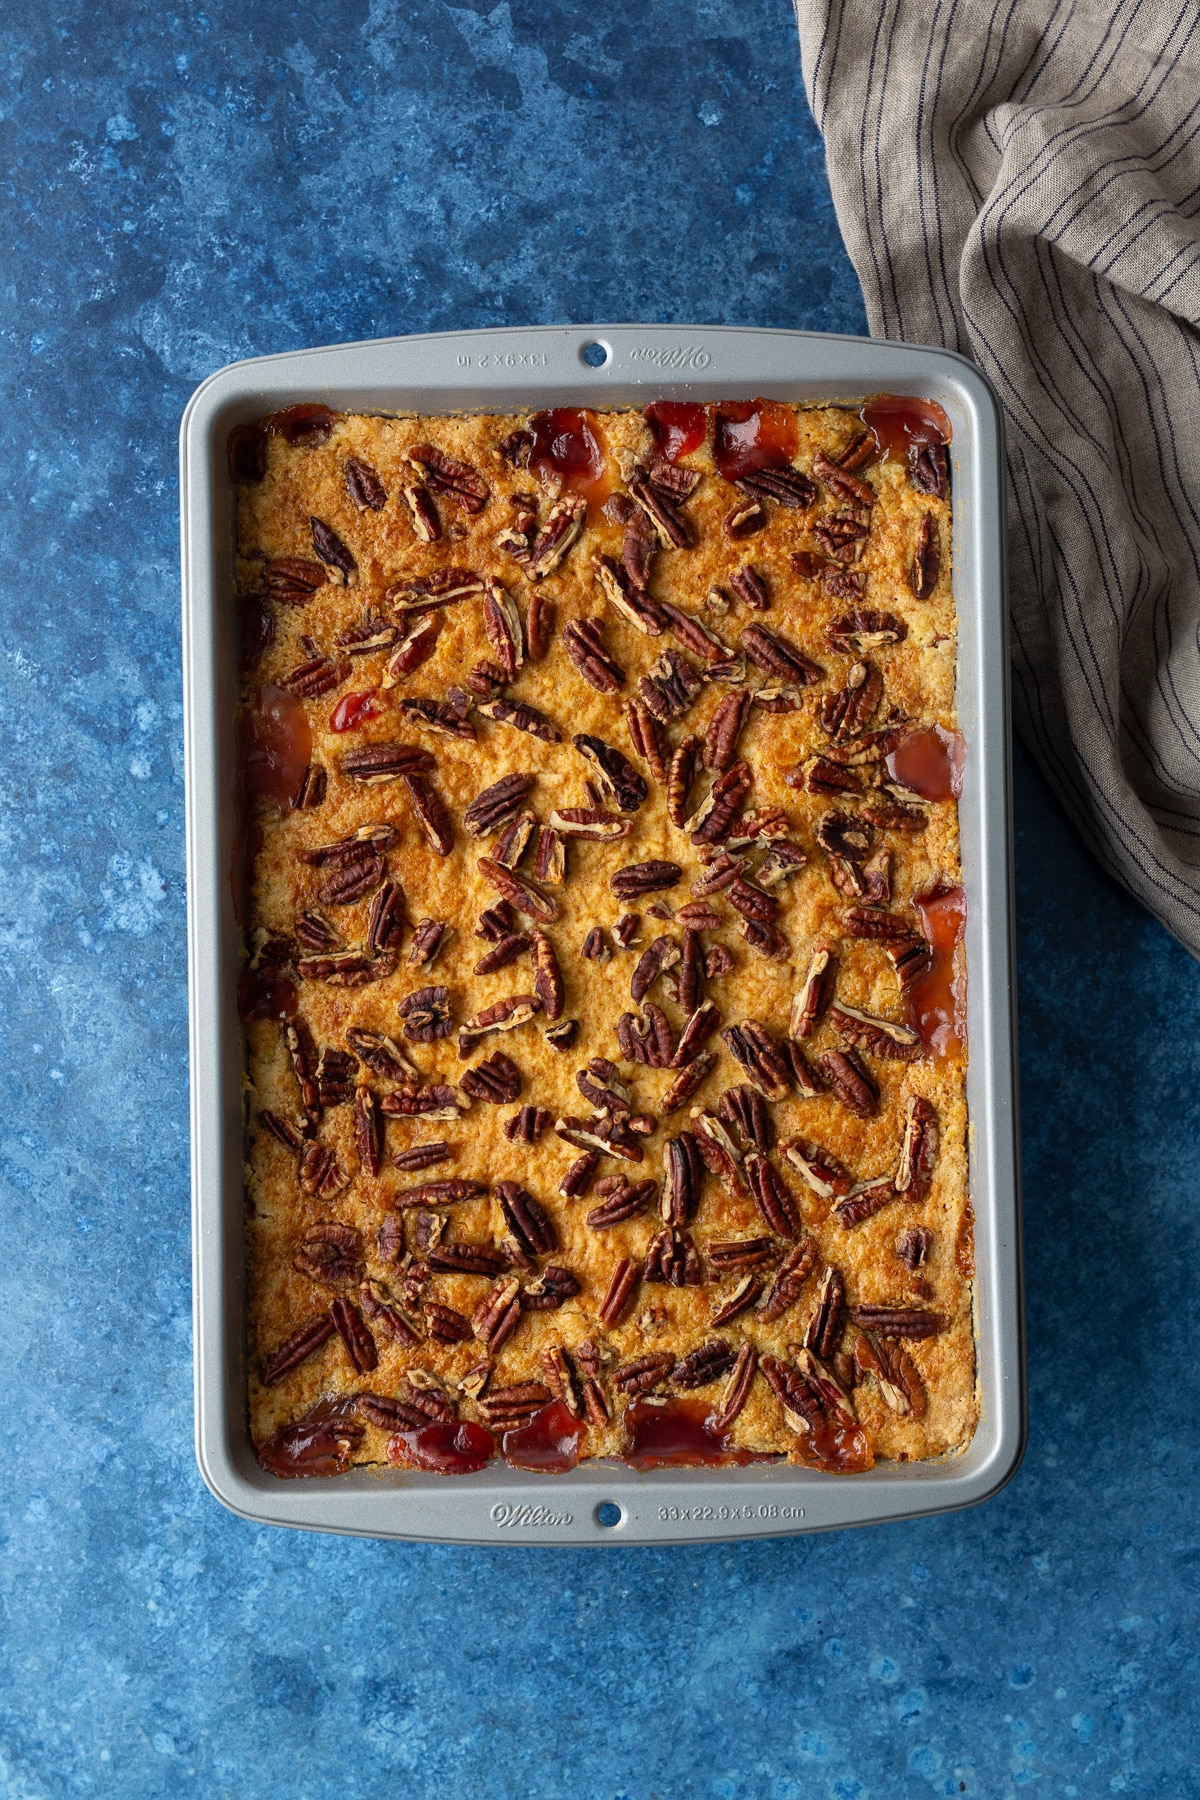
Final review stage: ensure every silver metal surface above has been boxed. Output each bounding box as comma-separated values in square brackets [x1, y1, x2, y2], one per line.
[181, 323, 1024, 1545]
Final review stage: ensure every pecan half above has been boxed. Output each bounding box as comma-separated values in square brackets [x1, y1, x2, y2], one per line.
[896, 1226, 934, 1270]
[722, 1021, 791, 1101]
[477, 1383, 551, 1429]
[735, 463, 818, 509]
[821, 661, 883, 743]
[895, 1095, 939, 1200]
[816, 812, 874, 863]
[657, 599, 733, 666]
[427, 1242, 509, 1277]
[690, 762, 753, 847]
[622, 503, 658, 590]
[284, 648, 347, 698]
[459, 1052, 521, 1103]
[830, 1002, 922, 1061]
[472, 1278, 522, 1352]
[826, 610, 908, 654]
[540, 1345, 583, 1418]
[352, 1087, 382, 1176]
[478, 857, 559, 922]
[299, 1141, 350, 1200]
[745, 1151, 802, 1238]
[526, 587, 554, 660]
[909, 442, 948, 498]
[717, 1083, 773, 1151]
[802, 1267, 847, 1365]
[504, 1104, 552, 1144]
[613, 1352, 674, 1396]
[630, 470, 692, 548]
[850, 1304, 944, 1339]
[528, 494, 587, 578]
[563, 618, 625, 693]
[330, 1296, 378, 1373]
[673, 1340, 735, 1390]
[638, 649, 704, 723]
[730, 564, 769, 611]
[520, 1265, 581, 1310]
[380, 613, 443, 686]
[548, 807, 630, 843]
[600, 1257, 640, 1328]
[340, 455, 386, 511]
[560, 1151, 599, 1197]
[400, 482, 440, 542]
[391, 1141, 452, 1171]
[616, 1004, 675, 1068]
[758, 1238, 819, 1322]
[623, 701, 669, 782]
[379, 1082, 465, 1120]
[525, 928, 564, 1021]
[610, 860, 682, 900]
[462, 772, 536, 838]
[387, 569, 486, 612]
[856, 1331, 927, 1418]
[359, 1279, 422, 1348]
[310, 517, 358, 583]
[817, 1048, 879, 1118]
[392, 1179, 487, 1208]
[594, 553, 670, 634]
[398, 985, 453, 1043]
[661, 1050, 716, 1113]
[534, 824, 567, 885]
[666, 737, 701, 828]
[477, 694, 561, 743]
[263, 556, 326, 601]
[497, 1182, 556, 1257]
[406, 442, 489, 513]
[576, 1059, 633, 1114]
[834, 1177, 897, 1227]
[705, 1241, 774, 1276]
[631, 934, 681, 1004]
[339, 741, 436, 784]
[581, 926, 611, 964]
[261, 1315, 336, 1386]
[422, 1301, 471, 1344]
[662, 1131, 704, 1225]
[669, 1001, 720, 1073]
[345, 1027, 418, 1083]
[554, 1113, 643, 1162]
[710, 1277, 763, 1328]
[643, 1227, 703, 1287]
[689, 1110, 745, 1196]
[400, 695, 475, 742]
[294, 1223, 363, 1287]
[703, 689, 750, 773]
[258, 1109, 307, 1153]
[709, 1341, 757, 1430]
[458, 993, 541, 1053]
[293, 763, 327, 808]
[473, 932, 530, 976]
[587, 1179, 657, 1228]
[741, 623, 823, 686]
[723, 497, 766, 538]
[482, 579, 524, 677]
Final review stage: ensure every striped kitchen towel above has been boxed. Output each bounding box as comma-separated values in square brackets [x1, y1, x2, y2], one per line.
[794, 0, 1200, 954]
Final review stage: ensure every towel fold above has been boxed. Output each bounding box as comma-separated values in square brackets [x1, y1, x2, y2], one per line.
[794, 0, 1200, 953]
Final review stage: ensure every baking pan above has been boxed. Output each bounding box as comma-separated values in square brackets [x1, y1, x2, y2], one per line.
[181, 323, 1023, 1544]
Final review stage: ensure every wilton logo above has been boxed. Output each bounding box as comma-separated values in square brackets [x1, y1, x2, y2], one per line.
[629, 344, 712, 370]
[490, 1502, 574, 1529]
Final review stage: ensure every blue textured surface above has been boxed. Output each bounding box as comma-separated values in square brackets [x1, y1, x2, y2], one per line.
[1, 3, 1196, 1796]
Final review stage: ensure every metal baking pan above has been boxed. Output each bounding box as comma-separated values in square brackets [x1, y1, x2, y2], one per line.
[181, 323, 1024, 1544]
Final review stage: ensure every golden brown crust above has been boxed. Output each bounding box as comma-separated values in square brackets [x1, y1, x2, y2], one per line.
[237, 400, 976, 1475]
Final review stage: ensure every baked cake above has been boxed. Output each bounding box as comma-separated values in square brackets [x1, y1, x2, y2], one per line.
[230, 394, 975, 1479]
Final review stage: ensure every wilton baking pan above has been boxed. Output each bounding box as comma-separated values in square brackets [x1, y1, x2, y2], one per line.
[181, 323, 1024, 1544]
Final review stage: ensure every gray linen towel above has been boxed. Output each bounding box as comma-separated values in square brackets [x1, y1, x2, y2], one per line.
[794, 0, 1200, 953]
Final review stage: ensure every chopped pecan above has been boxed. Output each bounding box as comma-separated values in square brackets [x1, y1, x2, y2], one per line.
[781, 1137, 852, 1201]
[563, 618, 625, 693]
[458, 993, 541, 1055]
[896, 1226, 934, 1269]
[690, 761, 753, 847]
[722, 1021, 791, 1101]
[745, 1151, 802, 1238]
[717, 1083, 773, 1151]
[723, 497, 766, 539]
[261, 1315, 336, 1386]
[671, 1000, 721, 1070]
[258, 1109, 307, 1153]
[353, 1087, 382, 1176]
[460, 1052, 522, 1103]
[710, 1277, 763, 1329]
[423, 1301, 472, 1344]
[569, 732, 649, 814]
[526, 589, 554, 661]
[528, 494, 587, 578]
[610, 860, 682, 899]
[689, 1110, 745, 1196]
[284, 1021, 320, 1126]
[673, 1340, 736, 1390]
[758, 1237, 819, 1322]
[909, 441, 948, 498]
[581, 926, 611, 964]
[690, 850, 745, 896]
[666, 737, 701, 829]
[310, 517, 358, 583]
[576, 1057, 633, 1115]
[594, 553, 670, 634]
[600, 1257, 640, 1328]
[499, 427, 533, 467]
[477, 694, 561, 743]
[821, 661, 883, 743]
[406, 918, 447, 970]
[643, 1226, 703, 1287]
[359, 1279, 422, 1347]
[294, 1223, 363, 1287]
[504, 1104, 552, 1144]
[554, 1113, 643, 1162]
[294, 763, 327, 808]
[497, 1182, 557, 1258]
[400, 482, 440, 541]
[895, 1095, 939, 1200]
[520, 1265, 581, 1310]
[629, 470, 692, 548]
[284, 647, 347, 698]
[662, 1132, 704, 1225]
[478, 857, 559, 922]
[814, 510, 870, 563]
[788, 946, 835, 1043]
[405, 442, 489, 513]
[638, 648, 704, 723]
[381, 613, 443, 684]
[615, 912, 642, 947]
[794, 756, 858, 797]
[613, 1352, 674, 1396]
[826, 610, 908, 654]
[817, 1048, 879, 1118]
[476, 900, 515, 942]
[830, 1002, 922, 1061]
[346, 1026, 419, 1083]
[631, 934, 681, 1004]
[888, 938, 936, 993]
[587, 1179, 657, 1228]
[413, 1210, 446, 1254]
[856, 1331, 927, 1419]
[364, 881, 405, 954]
[379, 1082, 465, 1120]
[481, 579, 524, 678]
[623, 504, 658, 591]
[616, 1004, 675, 1068]
[741, 622, 823, 686]
[534, 824, 567, 885]
[391, 1141, 452, 1172]
[623, 701, 669, 783]
[702, 689, 750, 775]
[337, 612, 398, 655]
[398, 985, 453, 1043]
[339, 741, 436, 784]
[661, 1050, 716, 1113]
[817, 812, 874, 862]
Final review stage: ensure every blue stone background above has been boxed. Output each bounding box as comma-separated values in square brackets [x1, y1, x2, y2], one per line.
[1, 0, 1195, 1793]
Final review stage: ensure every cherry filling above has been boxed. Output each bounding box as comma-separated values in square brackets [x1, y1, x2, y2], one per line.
[257, 1399, 362, 1478]
[908, 883, 967, 1057]
[502, 1401, 585, 1472]
[528, 407, 610, 505]
[644, 400, 708, 463]
[622, 1397, 765, 1469]
[712, 399, 798, 483]
[861, 394, 952, 462]
[237, 967, 297, 1022]
[886, 724, 965, 801]
[237, 594, 275, 672]
[387, 1420, 494, 1474]
[329, 690, 381, 733]
[239, 683, 312, 807]
[791, 1414, 874, 1475]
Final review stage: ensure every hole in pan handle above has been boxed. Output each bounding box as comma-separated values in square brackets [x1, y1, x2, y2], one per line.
[595, 1501, 623, 1528]
[580, 341, 610, 368]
